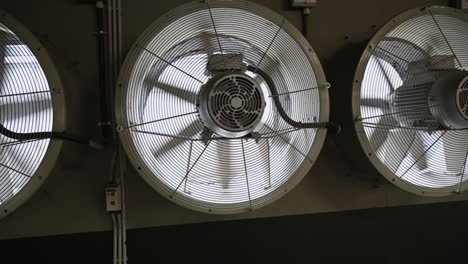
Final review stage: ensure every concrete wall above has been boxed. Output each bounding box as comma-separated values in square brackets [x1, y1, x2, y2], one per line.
[1, 0, 466, 240]
[2, 201, 468, 263]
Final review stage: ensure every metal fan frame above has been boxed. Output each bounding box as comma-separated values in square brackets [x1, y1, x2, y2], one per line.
[116, 0, 329, 214]
[0, 10, 65, 219]
[352, 6, 468, 197]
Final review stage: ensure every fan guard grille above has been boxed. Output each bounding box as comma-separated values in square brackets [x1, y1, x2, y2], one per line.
[116, 0, 329, 213]
[353, 6, 468, 196]
[0, 10, 64, 219]
[207, 74, 264, 132]
[458, 77, 468, 119]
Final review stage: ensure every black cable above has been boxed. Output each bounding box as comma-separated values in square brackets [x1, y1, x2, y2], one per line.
[0, 123, 102, 148]
[247, 65, 340, 133]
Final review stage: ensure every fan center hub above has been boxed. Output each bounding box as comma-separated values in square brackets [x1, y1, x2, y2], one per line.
[230, 96, 243, 109]
[428, 72, 468, 129]
[198, 73, 266, 138]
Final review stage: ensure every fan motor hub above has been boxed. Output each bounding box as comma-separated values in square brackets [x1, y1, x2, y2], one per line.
[429, 71, 468, 129]
[457, 76, 468, 120]
[391, 70, 468, 130]
[197, 73, 266, 138]
[391, 79, 436, 128]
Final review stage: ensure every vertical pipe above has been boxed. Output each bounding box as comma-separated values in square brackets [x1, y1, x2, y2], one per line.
[117, 0, 123, 67]
[106, 3, 118, 264]
[96, 1, 109, 138]
[119, 146, 127, 264]
[111, 213, 118, 264]
[117, 213, 122, 264]
[107, 0, 113, 92]
[115, 0, 127, 262]
[106, 0, 126, 262]
[112, 0, 118, 84]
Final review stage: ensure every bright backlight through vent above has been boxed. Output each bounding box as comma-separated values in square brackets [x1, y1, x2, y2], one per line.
[353, 6, 468, 196]
[0, 10, 65, 219]
[116, 0, 329, 213]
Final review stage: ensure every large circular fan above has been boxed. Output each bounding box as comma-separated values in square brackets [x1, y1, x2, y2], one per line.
[353, 6, 468, 196]
[116, 0, 329, 213]
[0, 10, 65, 219]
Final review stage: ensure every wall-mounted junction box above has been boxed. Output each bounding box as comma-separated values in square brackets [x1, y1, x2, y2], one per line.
[105, 185, 122, 212]
[290, 0, 317, 8]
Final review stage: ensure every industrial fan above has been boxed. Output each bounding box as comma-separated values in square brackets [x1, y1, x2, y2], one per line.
[353, 6, 468, 196]
[116, 0, 332, 213]
[0, 10, 65, 219]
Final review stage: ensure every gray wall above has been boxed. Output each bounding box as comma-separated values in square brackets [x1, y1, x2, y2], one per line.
[0, 0, 465, 240]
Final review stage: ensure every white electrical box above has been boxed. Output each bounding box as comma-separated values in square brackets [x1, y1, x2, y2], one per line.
[458, 0, 468, 10]
[105, 185, 121, 212]
[291, 0, 317, 8]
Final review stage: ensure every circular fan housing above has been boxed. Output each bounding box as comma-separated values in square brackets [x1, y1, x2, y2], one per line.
[116, 0, 329, 213]
[0, 10, 65, 219]
[353, 6, 468, 196]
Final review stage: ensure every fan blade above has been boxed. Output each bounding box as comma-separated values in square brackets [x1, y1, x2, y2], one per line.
[140, 41, 201, 122]
[360, 98, 390, 109]
[258, 56, 288, 94]
[138, 75, 156, 122]
[381, 129, 416, 173]
[143, 77, 197, 104]
[368, 116, 399, 153]
[409, 131, 430, 171]
[369, 128, 389, 154]
[430, 55, 455, 69]
[215, 140, 232, 189]
[261, 139, 271, 189]
[161, 32, 215, 61]
[199, 31, 219, 56]
[375, 37, 431, 81]
[372, 40, 432, 92]
[407, 55, 455, 74]
[374, 56, 396, 92]
[152, 120, 203, 158]
[443, 131, 468, 174]
[0, 94, 52, 123]
[422, 13, 461, 63]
